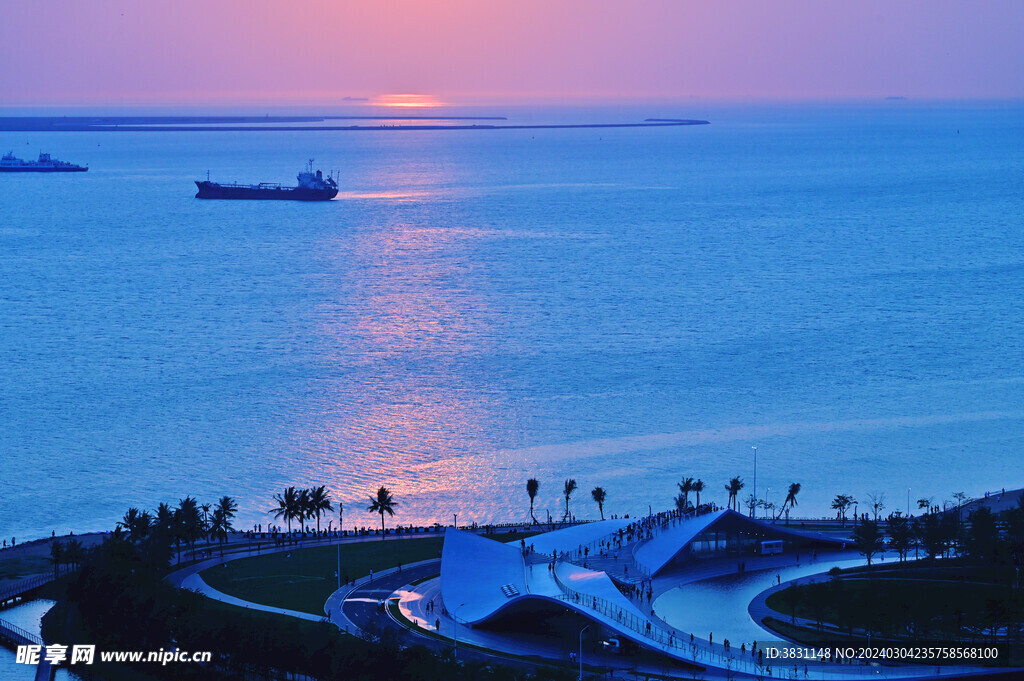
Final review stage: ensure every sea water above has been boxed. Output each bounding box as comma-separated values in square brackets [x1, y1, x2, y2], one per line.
[1, 101, 1023, 540]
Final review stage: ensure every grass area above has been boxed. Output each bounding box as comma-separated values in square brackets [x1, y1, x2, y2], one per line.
[766, 577, 1022, 640]
[0, 554, 51, 581]
[843, 561, 1020, 585]
[200, 537, 444, 615]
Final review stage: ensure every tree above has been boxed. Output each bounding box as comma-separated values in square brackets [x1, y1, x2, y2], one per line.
[887, 513, 914, 563]
[307, 486, 333, 534]
[964, 507, 1000, 563]
[776, 483, 801, 522]
[1002, 496, 1024, 567]
[297, 488, 311, 533]
[210, 508, 229, 552]
[917, 497, 935, 513]
[118, 508, 152, 543]
[271, 486, 301, 533]
[916, 513, 956, 559]
[526, 478, 539, 524]
[678, 477, 694, 515]
[591, 486, 607, 520]
[176, 496, 205, 559]
[831, 494, 856, 527]
[214, 496, 237, 544]
[725, 477, 744, 511]
[692, 479, 705, 514]
[200, 503, 212, 538]
[49, 541, 65, 579]
[852, 518, 883, 566]
[867, 491, 886, 521]
[562, 479, 577, 522]
[63, 538, 85, 570]
[367, 486, 397, 537]
[744, 494, 758, 518]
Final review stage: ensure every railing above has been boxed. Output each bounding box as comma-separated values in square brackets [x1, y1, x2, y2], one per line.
[551, 561, 683, 650]
[0, 616, 44, 646]
[0, 565, 76, 605]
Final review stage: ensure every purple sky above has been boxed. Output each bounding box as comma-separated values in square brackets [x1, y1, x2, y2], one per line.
[2, 0, 1022, 105]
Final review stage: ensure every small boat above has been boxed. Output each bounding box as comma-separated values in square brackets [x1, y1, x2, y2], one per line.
[0, 151, 88, 172]
[195, 160, 338, 201]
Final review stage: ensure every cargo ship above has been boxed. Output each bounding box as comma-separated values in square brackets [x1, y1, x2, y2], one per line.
[195, 161, 338, 201]
[1, 151, 88, 172]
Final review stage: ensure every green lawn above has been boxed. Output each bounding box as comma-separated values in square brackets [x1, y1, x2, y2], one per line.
[766, 577, 1022, 640]
[0, 554, 51, 581]
[200, 537, 444, 615]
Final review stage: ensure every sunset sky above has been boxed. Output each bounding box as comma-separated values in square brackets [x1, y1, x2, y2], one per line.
[2, 0, 1023, 105]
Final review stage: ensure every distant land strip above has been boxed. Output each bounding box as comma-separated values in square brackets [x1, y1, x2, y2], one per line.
[0, 116, 708, 132]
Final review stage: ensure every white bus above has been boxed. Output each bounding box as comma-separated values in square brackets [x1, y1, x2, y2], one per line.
[759, 539, 784, 555]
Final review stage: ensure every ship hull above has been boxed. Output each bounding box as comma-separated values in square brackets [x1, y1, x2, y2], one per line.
[195, 181, 337, 201]
[0, 166, 88, 172]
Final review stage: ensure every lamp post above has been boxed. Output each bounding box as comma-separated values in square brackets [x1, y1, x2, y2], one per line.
[453, 513, 458, 530]
[579, 624, 590, 680]
[907, 488, 911, 517]
[751, 446, 758, 518]
[765, 488, 770, 521]
[453, 602, 466, 656]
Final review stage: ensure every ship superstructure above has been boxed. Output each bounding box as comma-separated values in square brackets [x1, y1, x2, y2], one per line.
[1, 152, 88, 172]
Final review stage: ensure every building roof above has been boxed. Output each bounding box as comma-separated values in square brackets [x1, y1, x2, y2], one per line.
[440, 529, 529, 623]
[633, 509, 847, 575]
[515, 518, 632, 557]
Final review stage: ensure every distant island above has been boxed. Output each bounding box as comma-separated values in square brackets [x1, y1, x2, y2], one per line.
[0, 115, 709, 133]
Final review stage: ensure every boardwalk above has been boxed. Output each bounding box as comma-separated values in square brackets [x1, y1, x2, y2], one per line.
[0, 616, 54, 681]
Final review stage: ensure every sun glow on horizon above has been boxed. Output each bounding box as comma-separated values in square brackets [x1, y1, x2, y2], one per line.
[373, 93, 445, 108]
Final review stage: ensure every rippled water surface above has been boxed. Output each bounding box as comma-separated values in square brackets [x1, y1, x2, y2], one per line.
[2, 102, 1023, 539]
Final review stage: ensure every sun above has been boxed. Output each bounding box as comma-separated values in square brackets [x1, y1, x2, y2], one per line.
[373, 93, 444, 108]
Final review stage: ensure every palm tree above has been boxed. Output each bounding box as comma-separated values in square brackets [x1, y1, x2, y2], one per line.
[215, 496, 237, 543]
[49, 541, 65, 579]
[297, 488, 311, 533]
[776, 483, 802, 522]
[367, 486, 397, 537]
[591, 487, 607, 520]
[831, 494, 856, 527]
[177, 496, 205, 559]
[692, 479, 705, 514]
[210, 508, 229, 552]
[725, 477, 745, 511]
[271, 486, 301, 532]
[678, 477, 695, 514]
[117, 508, 152, 542]
[527, 478, 540, 524]
[307, 486, 333, 534]
[200, 503, 212, 539]
[152, 502, 176, 557]
[562, 479, 578, 522]
[63, 538, 85, 571]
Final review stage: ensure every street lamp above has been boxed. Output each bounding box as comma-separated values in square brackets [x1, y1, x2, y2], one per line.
[579, 624, 590, 680]
[751, 446, 758, 518]
[765, 488, 770, 521]
[907, 488, 911, 517]
[453, 602, 466, 656]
